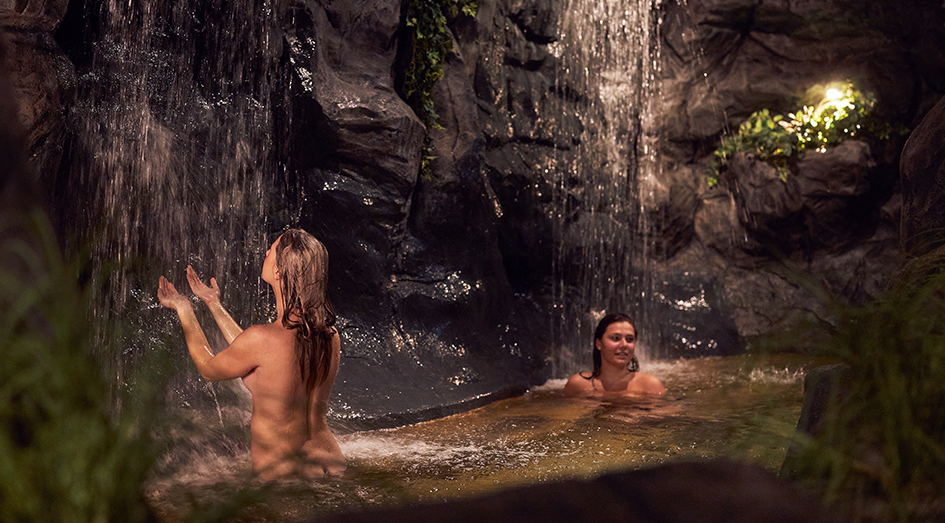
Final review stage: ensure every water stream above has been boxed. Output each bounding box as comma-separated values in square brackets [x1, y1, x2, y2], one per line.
[549, 0, 662, 375]
[64, 0, 288, 409]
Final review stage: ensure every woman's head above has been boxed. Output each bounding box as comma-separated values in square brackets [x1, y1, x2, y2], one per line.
[274, 228, 336, 389]
[592, 313, 639, 376]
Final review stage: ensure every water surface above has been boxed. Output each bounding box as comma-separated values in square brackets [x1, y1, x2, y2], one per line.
[147, 354, 828, 521]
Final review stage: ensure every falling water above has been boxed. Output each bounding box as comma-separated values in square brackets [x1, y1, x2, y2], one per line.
[550, 0, 662, 374]
[64, 0, 289, 407]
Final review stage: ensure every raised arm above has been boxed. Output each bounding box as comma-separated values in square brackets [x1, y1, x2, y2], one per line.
[159, 276, 257, 382]
[187, 265, 243, 344]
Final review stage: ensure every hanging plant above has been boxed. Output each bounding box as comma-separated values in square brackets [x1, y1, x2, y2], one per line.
[398, 0, 477, 176]
[706, 81, 905, 188]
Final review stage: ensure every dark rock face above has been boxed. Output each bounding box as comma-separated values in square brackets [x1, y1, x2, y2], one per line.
[26, 0, 945, 418]
[645, 0, 944, 349]
[280, 0, 548, 424]
[781, 363, 852, 480]
[0, 0, 74, 189]
[309, 460, 840, 523]
[900, 94, 945, 255]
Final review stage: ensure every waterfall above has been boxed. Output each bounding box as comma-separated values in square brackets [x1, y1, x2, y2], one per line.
[63, 0, 289, 405]
[550, 0, 662, 375]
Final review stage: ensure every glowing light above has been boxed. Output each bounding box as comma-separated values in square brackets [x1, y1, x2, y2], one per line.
[826, 87, 842, 100]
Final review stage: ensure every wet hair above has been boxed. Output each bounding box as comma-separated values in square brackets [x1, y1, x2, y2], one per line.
[590, 312, 639, 378]
[275, 228, 336, 392]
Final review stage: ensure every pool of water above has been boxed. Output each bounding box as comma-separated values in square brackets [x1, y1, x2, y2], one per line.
[147, 354, 831, 521]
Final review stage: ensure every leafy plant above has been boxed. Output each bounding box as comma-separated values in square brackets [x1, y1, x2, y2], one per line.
[399, 0, 477, 176]
[706, 81, 903, 187]
[0, 210, 159, 522]
[785, 249, 945, 521]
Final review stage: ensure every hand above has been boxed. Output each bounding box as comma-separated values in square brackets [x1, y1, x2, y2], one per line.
[158, 276, 192, 312]
[187, 265, 220, 305]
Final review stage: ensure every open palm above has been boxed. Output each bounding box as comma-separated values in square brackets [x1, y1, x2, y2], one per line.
[187, 265, 220, 304]
[158, 276, 190, 311]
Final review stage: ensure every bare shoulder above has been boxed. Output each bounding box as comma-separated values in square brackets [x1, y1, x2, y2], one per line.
[563, 372, 593, 395]
[232, 323, 294, 355]
[237, 323, 280, 343]
[634, 371, 666, 395]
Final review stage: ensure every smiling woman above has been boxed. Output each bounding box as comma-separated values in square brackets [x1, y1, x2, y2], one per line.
[563, 313, 666, 396]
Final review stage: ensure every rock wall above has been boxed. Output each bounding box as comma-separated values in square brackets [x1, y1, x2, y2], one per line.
[900, 93, 945, 255]
[279, 0, 549, 425]
[11, 0, 945, 421]
[0, 0, 73, 189]
[641, 0, 945, 352]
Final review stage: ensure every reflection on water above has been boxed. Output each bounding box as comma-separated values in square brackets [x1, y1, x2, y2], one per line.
[147, 354, 829, 521]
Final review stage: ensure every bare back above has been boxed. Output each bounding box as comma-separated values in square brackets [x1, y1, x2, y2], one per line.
[240, 323, 344, 478]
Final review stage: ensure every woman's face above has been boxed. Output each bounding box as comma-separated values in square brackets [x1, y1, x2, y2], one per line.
[261, 235, 282, 284]
[595, 321, 635, 369]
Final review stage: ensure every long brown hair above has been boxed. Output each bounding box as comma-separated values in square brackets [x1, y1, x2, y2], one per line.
[275, 229, 336, 392]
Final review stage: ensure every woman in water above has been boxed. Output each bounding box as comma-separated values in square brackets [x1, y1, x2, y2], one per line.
[158, 229, 345, 479]
[564, 313, 665, 396]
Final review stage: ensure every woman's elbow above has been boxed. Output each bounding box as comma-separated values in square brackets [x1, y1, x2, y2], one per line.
[198, 366, 234, 382]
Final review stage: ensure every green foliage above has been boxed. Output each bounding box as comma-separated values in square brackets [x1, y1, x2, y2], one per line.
[706, 81, 904, 188]
[787, 251, 945, 520]
[400, 0, 476, 176]
[401, 0, 476, 129]
[0, 210, 158, 522]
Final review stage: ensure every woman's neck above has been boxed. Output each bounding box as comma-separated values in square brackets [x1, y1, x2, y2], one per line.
[599, 362, 632, 379]
[272, 282, 285, 323]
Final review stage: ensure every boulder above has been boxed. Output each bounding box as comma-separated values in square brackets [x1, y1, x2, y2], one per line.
[308, 460, 840, 523]
[900, 94, 945, 255]
[781, 364, 852, 480]
[0, 0, 73, 188]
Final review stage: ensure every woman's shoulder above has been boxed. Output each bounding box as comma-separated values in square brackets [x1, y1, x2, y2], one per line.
[632, 371, 666, 395]
[563, 371, 594, 395]
[240, 322, 294, 344]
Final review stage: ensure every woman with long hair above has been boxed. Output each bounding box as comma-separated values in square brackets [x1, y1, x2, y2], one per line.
[563, 313, 665, 396]
[158, 228, 345, 479]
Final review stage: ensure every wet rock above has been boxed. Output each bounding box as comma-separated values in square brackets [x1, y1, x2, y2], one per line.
[0, 0, 68, 32]
[642, 160, 700, 260]
[0, 0, 73, 187]
[781, 364, 852, 480]
[900, 94, 945, 255]
[309, 460, 840, 523]
[461, 0, 562, 292]
[724, 152, 804, 257]
[694, 189, 744, 258]
[280, 0, 552, 420]
[284, 0, 425, 186]
[796, 141, 879, 251]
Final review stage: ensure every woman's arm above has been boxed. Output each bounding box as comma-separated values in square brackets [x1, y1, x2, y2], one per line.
[187, 265, 243, 344]
[159, 276, 258, 381]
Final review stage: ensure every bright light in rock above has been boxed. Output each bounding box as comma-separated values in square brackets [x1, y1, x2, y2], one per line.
[825, 87, 842, 100]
